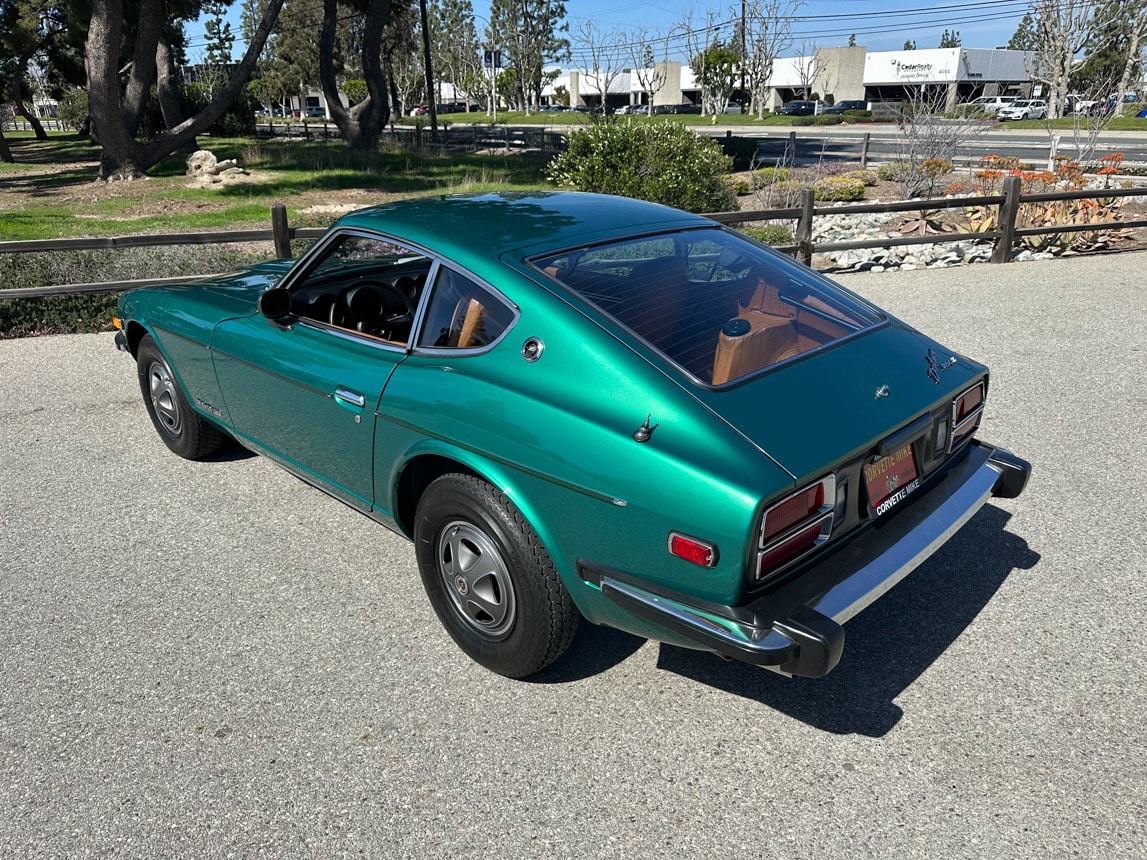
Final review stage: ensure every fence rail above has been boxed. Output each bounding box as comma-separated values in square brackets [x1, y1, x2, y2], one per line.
[4, 177, 1147, 301]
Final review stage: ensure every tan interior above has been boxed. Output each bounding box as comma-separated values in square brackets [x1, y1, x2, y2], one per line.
[449, 295, 486, 348]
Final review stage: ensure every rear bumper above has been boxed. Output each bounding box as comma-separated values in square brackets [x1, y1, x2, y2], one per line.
[582, 440, 1030, 678]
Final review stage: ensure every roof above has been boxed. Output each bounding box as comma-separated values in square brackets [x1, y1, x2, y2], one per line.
[333, 192, 713, 279]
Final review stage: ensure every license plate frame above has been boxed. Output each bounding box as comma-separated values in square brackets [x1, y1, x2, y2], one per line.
[864, 443, 921, 517]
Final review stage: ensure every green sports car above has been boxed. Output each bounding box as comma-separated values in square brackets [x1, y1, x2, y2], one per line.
[114, 191, 1030, 679]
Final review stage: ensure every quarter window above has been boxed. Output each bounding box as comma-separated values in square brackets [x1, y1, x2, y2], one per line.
[417, 268, 515, 350]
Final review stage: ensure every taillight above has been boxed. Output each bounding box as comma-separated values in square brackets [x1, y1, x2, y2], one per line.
[756, 475, 835, 583]
[949, 382, 985, 452]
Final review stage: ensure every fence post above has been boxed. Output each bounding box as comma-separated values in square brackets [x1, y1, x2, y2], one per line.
[991, 174, 1022, 264]
[860, 132, 871, 170]
[270, 204, 292, 259]
[796, 187, 815, 266]
[785, 131, 797, 167]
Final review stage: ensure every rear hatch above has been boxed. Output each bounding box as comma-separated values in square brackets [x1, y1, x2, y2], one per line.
[690, 320, 986, 481]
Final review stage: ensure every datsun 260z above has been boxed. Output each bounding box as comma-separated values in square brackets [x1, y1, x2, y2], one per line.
[114, 192, 1031, 679]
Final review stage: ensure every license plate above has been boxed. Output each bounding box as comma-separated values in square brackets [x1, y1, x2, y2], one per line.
[864, 443, 921, 516]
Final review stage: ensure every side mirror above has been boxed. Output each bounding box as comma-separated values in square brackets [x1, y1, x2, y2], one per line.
[257, 288, 293, 328]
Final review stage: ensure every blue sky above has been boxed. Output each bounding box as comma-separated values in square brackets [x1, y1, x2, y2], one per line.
[184, 0, 1032, 63]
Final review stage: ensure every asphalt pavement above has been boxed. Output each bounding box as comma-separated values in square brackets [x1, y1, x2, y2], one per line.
[1, 252, 1144, 858]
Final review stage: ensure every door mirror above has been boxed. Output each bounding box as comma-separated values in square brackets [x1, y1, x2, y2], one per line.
[257, 288, 293, 321]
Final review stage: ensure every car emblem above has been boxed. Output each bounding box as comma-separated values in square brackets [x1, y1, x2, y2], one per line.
[926, 348, 958, 383]
[454, 576, 469, 595]
[874, 384, 890, 399]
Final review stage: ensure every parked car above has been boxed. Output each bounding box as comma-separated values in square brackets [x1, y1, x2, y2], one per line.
[775, 100, 818, 116]
[1137, 107, 1147, 118]
[998, 99, 1048, 120]
[964, 95, 1017, 113]
[822, 100, 868, 114]
[113, 192, 1030, 680]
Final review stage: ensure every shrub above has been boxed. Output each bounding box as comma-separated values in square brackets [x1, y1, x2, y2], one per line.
[754, 166, 792, 183]
[546, 120, 737, 213]
[57, 87, 90, 132]
[0, 245, 274, 337]
[813, 175, 866, 202]
[842, 109, 872, 121]
[720, 135, 761, 171]
[843, 169, 878, 186]
[813, 114, 842, 125]
[792, 116, 816, 126]
[878, 161, 910, 181]
[729, 177, 751, 196]
[736, 224, 794, 246]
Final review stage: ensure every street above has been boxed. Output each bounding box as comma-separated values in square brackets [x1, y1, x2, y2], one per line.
[1, 252, 1144, 858]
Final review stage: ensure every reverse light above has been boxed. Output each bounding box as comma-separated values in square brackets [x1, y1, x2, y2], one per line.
[756, 475, 836, 583]
[949, 382, 985, 452]
[668, 532, 718, 568]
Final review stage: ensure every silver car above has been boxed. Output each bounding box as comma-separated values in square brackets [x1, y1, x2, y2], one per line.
[998, 100, 1048, 120]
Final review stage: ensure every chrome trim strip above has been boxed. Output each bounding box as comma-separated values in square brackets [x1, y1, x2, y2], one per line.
[809, 450, 1002, 625]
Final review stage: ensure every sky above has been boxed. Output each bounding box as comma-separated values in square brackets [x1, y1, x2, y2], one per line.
[183, 0, 1033, 65]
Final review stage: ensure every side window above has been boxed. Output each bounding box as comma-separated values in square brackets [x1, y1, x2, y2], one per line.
[416, 268, 515, 350]
[291, 232, 430, 344]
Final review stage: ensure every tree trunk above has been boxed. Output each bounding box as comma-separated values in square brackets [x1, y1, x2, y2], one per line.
[10, 62, 47, 141]
[320, 0, 392, 150]
[87, 0, 284, 179]
[0, 131, 14, 163]
[155, 34, 191, 146]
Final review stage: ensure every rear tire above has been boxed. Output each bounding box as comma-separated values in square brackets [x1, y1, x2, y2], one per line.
[136, 334, 224, 460]
[414, 473, 579, 678]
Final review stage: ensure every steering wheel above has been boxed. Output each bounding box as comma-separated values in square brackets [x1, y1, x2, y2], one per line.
[347, 280, 416, 328]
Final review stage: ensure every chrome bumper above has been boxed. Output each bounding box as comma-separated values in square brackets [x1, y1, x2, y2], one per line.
[590, 441, 1030, 678]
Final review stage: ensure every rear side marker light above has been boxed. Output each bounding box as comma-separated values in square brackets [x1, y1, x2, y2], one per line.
[668, 532, 719, 568]
[756, 475, 836, 583]
[949, 382, 985, 452]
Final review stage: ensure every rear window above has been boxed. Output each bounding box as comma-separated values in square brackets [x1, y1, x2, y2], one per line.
[532, 228, 882, 386]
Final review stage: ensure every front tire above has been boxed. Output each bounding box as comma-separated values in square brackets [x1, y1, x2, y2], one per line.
[136, 334, 224, 460]
[414, 474, 579, 678]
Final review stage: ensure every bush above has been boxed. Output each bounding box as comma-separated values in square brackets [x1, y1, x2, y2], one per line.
[813, 114, 842, 125]
[0, 245, 274, 337]
[754, 166, 792, 183]
[546, 120, 738, 213]
[878, 161, 910, 181]
[842, 109, 872, 121]
[736, 224, 794, 246]
[813, 175, 866, 201]
[57, 87, 90, 132]
[792, 116, 816, 126]
[720, 135, 761, 171]
[843, 169, 878, 186]
[729, 177, 751, 195]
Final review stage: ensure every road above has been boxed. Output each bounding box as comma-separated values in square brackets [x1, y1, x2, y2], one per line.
[1, 253, 1145, 858]
[718, 125, 1147, 169]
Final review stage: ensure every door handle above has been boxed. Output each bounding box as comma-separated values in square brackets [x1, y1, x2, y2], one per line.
[333, 387, 366, 410]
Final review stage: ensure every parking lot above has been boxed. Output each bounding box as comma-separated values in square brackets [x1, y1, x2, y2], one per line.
[1, 252, 1144, 858]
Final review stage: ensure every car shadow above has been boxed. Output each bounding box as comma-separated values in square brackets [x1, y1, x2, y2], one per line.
[653, 505, 1039, 735]
[202, 438, 257, 463]
[528, 623, 648, 684]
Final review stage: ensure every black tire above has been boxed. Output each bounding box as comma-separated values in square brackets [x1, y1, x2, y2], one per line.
[136, 334, 224, 460]
[414, 473, 579, 678]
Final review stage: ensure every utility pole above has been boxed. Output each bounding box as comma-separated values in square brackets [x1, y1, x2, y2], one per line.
[740, 0, 747, 114]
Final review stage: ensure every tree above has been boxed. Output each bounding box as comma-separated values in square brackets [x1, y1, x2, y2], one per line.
[489, 0, 569, 111]
[1113, 2, 1147, 114]
[318, 0, 397, 149]
[1026, 0, 1113, 118]
[430, 0, 482, 109]
[629, 28, 669, 108]
[268, 0, 322, 115]
[202, 0, 235, 65]
[903, 39, 916, 50]
[0, 0, 62, 141]
[740, 0, 799, 119]
[1074, 0, 1147, 110]
[691, 42, 739, 116]
[938, 29, 960, 48]
[85, 0, 284, 179]
[1008, 12, 1039, 50]
[574, 18, 624, 110]
[848, 33, 856, 47]
[793, 41, 823, 100]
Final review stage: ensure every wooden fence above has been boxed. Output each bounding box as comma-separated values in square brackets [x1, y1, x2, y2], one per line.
[4, 177, 1147, 301]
